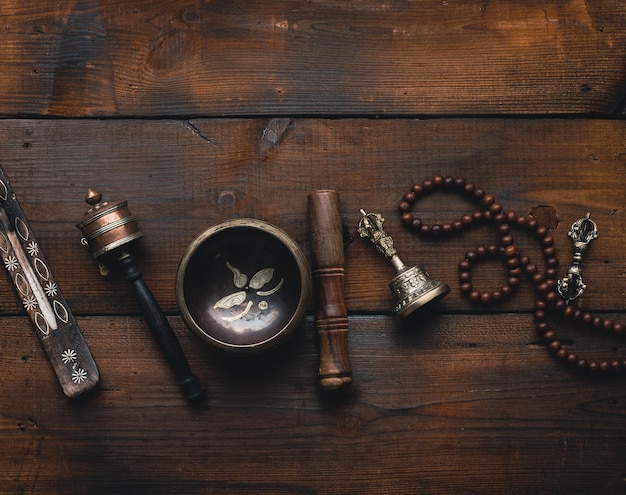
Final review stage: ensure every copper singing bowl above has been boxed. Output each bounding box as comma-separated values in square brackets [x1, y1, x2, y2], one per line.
[176, 219, 311, 353]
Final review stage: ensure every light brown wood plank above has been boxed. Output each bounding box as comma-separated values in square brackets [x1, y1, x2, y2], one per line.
[0, 0, 625, 117]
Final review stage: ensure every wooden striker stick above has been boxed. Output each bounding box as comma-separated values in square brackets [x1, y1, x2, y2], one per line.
[308, 190, 353, 389]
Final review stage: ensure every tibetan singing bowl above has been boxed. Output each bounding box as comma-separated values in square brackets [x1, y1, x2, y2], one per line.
[176, 219, 311, 353]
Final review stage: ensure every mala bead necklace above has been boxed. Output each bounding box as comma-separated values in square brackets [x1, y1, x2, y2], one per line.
[397, 175, 625, 373]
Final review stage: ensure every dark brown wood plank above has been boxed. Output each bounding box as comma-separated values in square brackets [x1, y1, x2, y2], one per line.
[1, 0, 625, 117]
[0, 118, 622, 315]
[1, 314, 626, 494]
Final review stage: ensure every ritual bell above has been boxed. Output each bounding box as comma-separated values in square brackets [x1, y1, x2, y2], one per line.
[358, 209, 450, 318]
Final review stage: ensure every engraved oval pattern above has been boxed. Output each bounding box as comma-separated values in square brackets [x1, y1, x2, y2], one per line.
[0, 232, 8, 253]
[0, 180, 7, 200]
[34, 258, 49, 281]
[35, 312, 50, 335]
[15, 217, 29, 241]
[15, 272, 29, 296]
[53, 300, 69, 324]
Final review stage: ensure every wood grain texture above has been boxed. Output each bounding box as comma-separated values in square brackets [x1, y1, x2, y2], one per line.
[0, 0, 626, 117]
[0, 118, 622, 315]
[1, 2, 626, 494]
[2, 314, 626, 494]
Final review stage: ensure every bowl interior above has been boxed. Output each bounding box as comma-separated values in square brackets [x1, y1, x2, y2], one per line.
[180, 224, 306, 350]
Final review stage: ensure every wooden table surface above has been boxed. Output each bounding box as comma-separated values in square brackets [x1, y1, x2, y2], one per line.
[1, 1, 625, 494]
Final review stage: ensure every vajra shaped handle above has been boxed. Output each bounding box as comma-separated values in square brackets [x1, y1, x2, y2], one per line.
[557, 213, 598, 303]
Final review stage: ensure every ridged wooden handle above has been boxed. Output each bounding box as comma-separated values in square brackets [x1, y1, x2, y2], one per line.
[308, 190, 352, 390]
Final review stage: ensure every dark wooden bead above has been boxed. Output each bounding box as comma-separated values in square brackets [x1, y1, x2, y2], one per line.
[476, 245, 486, 256]
[588, 360, 599, 372]
[599, 361, 609, 372]
[534, 310, 546, 322]
[577, 359, 588, 370]
[459, 272, 471, 282]
[545, 268, 558, 279]
[535, 225, 547, 238]
[494, 213, 506, 224]
[520, 256, 530, 266]
[401, 212, 414, 225]
[444, 176, 455, 188]
[442, 222, 453, 235]
[431, 224, 442, 236]
[503, 245, 517, 257]
[507, 276, 520, 287]
[582, 312, 593, 324]
[563, 305, 575, 318]
[542, 246, 556, 257]
[463, 182, 475, 195]
[454, 177, 466, 189]
[566, 352, 578, 365]
[473, 188, 485, 200]
[554, 299, 566, 312]
[497, 223, 510, 235]
[501, 234, 514, 246]
[506, 211, 517, 223]
[603, 319, 614, 332]
[525, 264, 538, 275]
[461, 214, 473, 226]
[490, 203, 502, 215]
[532, 273, 544, 285]
[469, 290, 481, 303]
[574, 309, 583, 320]
[548, 340, 561, 352]
[487, 244, 499, 255]
[613, 322, 624, 334]
[482, 194, 495, 206]
[542, 234, 554, 247]
[452, 220, 463, 231]
[545, 257, 559, 268]
[544, 291, 559, 303]
[411, 217, 423, 230]
[398, 201, 411, 212]
[527, 218, 538, 230]
[465, 250, 477, 262]
[556, 348, 568, 360]
[543, 329, 556, 341]
[501, 285, 513, 297]
[492, 291, 503, 302]
[433, 175, 444, 186]
[516, 215, 527, 226]
[610, 360, 621, 371]
[508, 267, 522, 277]
[472, 210, 483, 223]
[460, 282, 472, 293]
[480, 292, 491, 304]
[593, 316, 603, 328]
[483, 210, 492, 221]
[537, 281, 550, 293]
[411, 183, 424, 195]
[535, 300, 547, 310]
[420, 224, 431, 236]
[422, 179, 434, 192]
[506, 257, 520, 268]
[458, 260, 471, 271]
[404, 191, 416, 203]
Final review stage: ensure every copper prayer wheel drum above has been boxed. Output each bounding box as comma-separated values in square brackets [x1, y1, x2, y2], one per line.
[77, 189, 143, 259]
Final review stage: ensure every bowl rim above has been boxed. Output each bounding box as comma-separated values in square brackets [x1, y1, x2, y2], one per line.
[175, 218, 311, 353]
